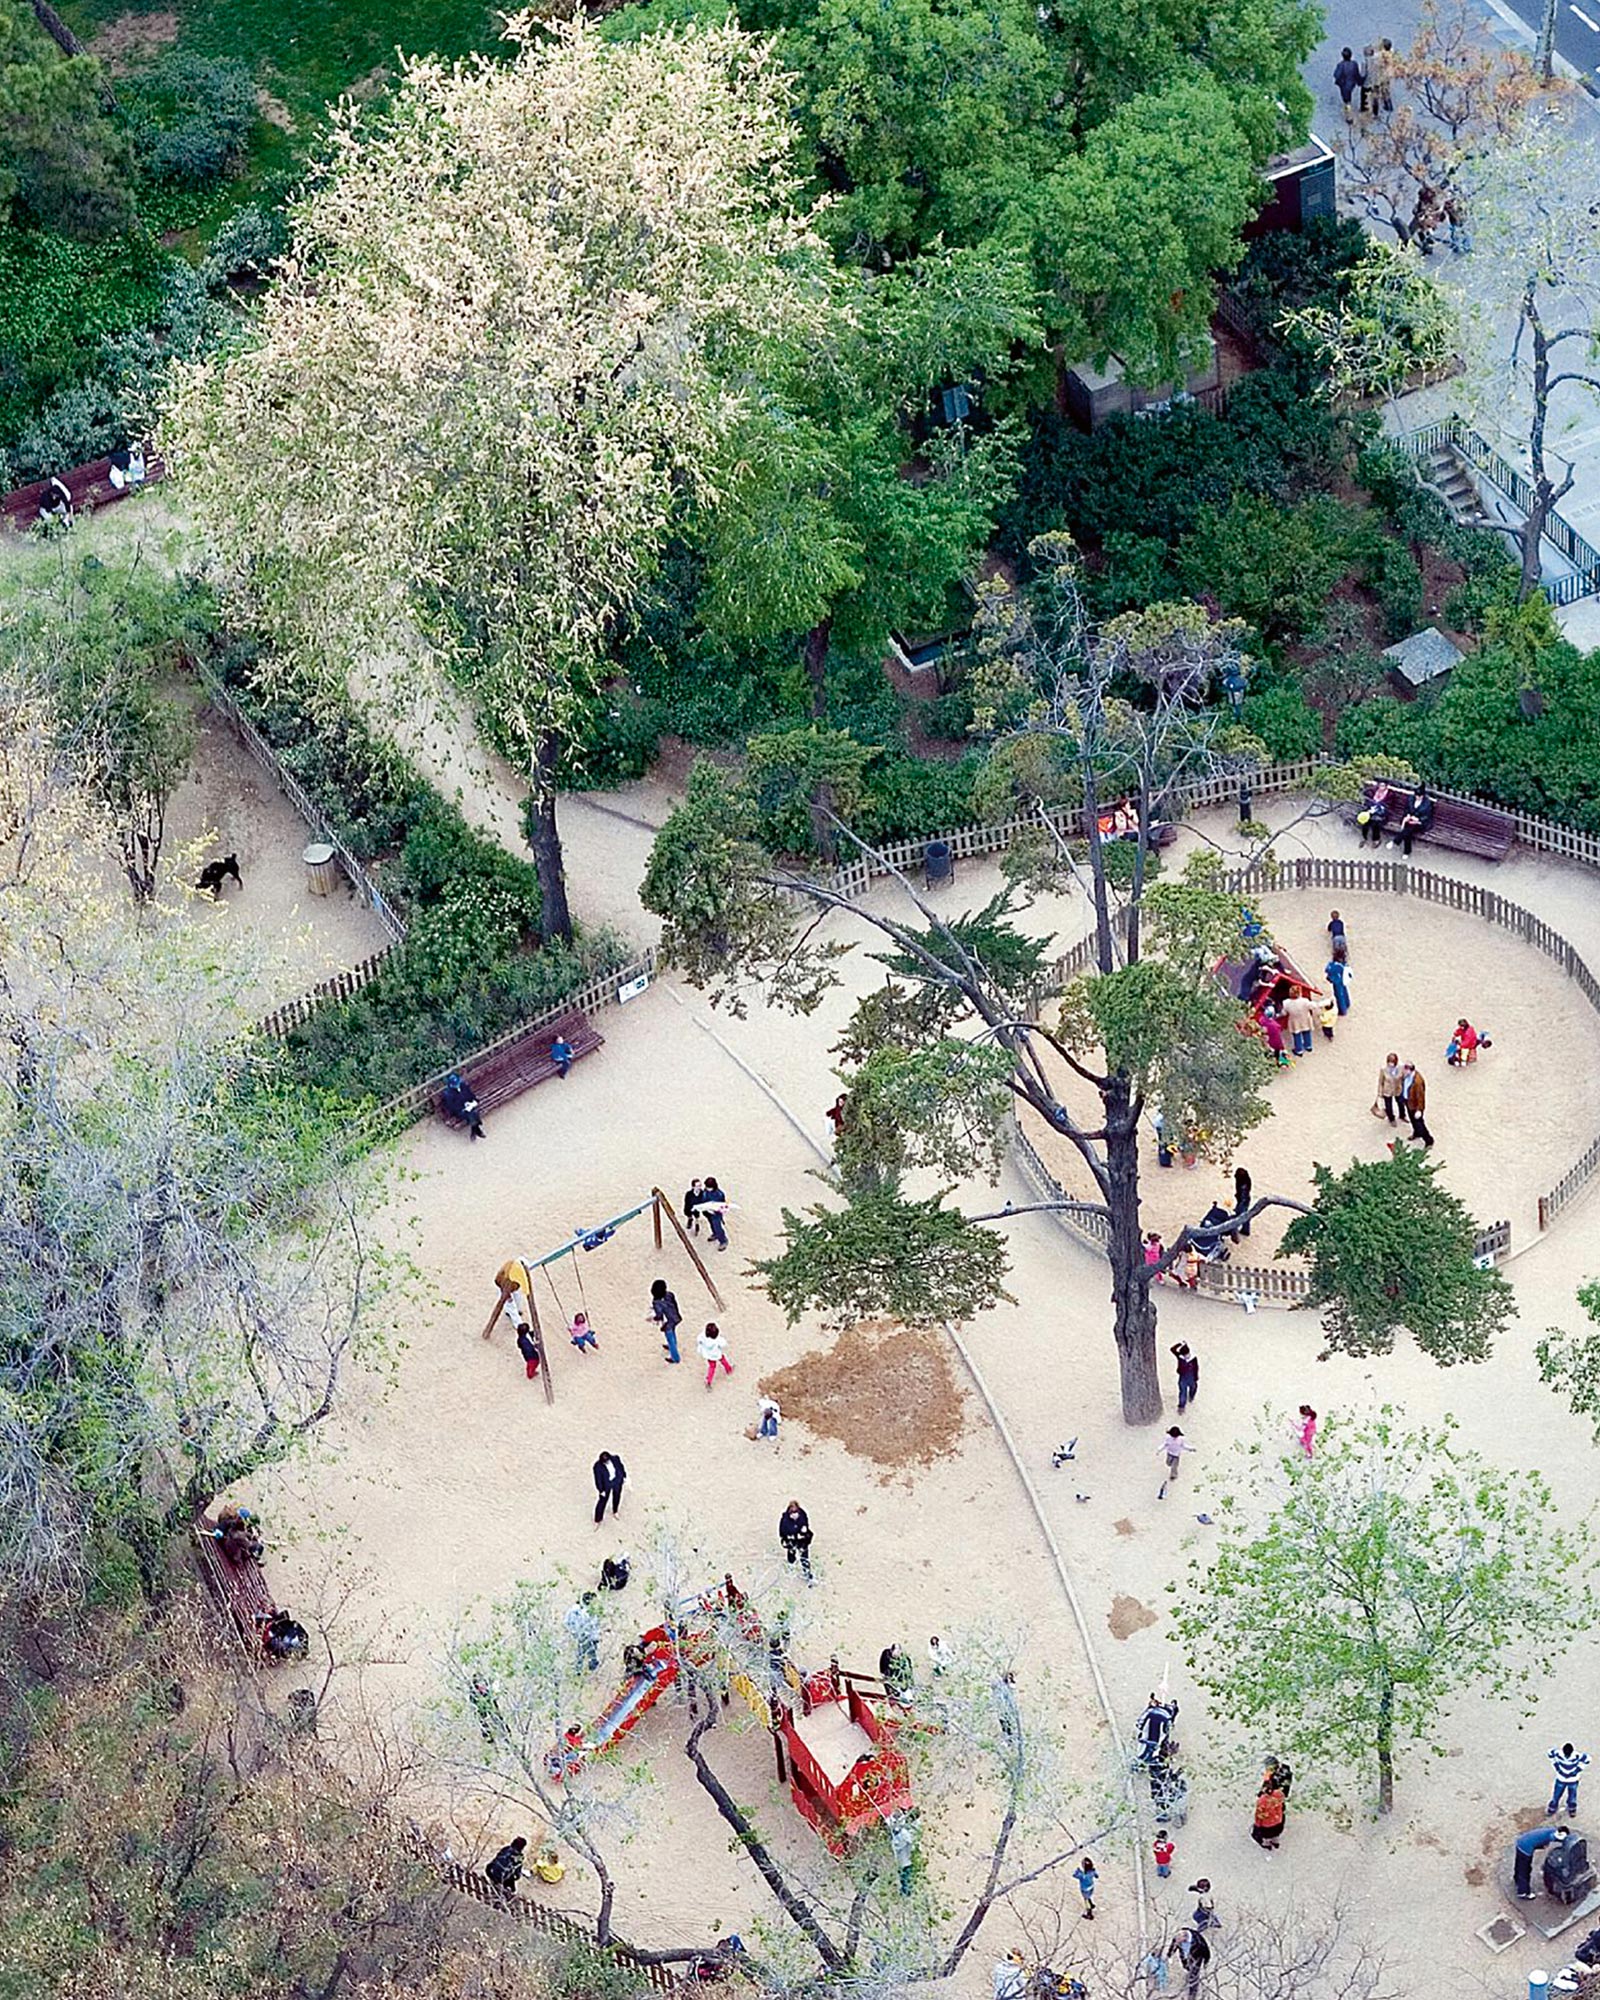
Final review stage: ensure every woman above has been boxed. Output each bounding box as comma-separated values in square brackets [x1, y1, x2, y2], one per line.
[1252, 1775, 1287, 1850]
[1375, 1053, 1405, 1124]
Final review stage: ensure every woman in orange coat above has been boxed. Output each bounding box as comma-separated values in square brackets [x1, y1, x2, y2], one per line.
[1251, 1776, 1287, 1850]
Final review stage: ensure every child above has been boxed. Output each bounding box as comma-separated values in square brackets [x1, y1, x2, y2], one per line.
[1073, 1855, 1097, 1920]
[516, 1327, 542, 1381]
[1319, 997, 1337, 1041]
[1448, 1018, 1482, 1065]
[1179, 1245, 1201, 1291]
[1297, 1405, 1318, 1456]
[1327, 909, 1348, 960]
[757, 1395, 781, 1442]
[1153, 1829, 1175, 1879]
[1144, 1231, 1165, 1274]
[698, 1321, 733, 1389]
[1158, 1427, 1194, 1499]
[569, 1312, 599, 1353]
[1262, 1007, 1289, 1066]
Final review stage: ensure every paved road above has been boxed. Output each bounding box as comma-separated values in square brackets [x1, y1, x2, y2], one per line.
[1491, 0, 1600, 84]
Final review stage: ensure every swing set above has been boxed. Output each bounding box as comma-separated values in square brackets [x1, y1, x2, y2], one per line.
[481, 1187, 724, 1404]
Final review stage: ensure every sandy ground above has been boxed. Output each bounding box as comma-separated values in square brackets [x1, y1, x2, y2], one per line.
[167, 699, 393, 1015]
[1024, 886, 1600, 1260]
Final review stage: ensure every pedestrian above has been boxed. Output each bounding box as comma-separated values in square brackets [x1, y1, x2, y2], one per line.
[698, 1320, 733, 1389]
[1153, 1829, 1175, 1878]
[564, 1594, 601, 1672]
[779, 1500, 814, 1582]
[1374, 1053, 1404, 1124]
[1327, 910, 1347, 959]
[1550, 1742, 1589, 1815]
[469, 1673, 503, 1743]
[684, 1178, 706, 1234]
[1333, 45, 1363, 123]
[648, 1278, 683, 1364]
[1171, 1342, 1199, 1413]
[440, 1070, 486, 1138]
[1400, 1062, 1434, 1148]
[756, 1394, 781, 1443]
[888, 1811, 916, 1895]
[549, 1033, 574, 1078]
[879, 1642, 914, 1697]
[826, 1093, 848, 1137]
[516, 1326, 542, 1382]
[1158, 1427, 1194, 1500]
[1372, 36, 1395, 111]
[1142, 1948, 1172, 1994]
[1251, 1775, 1286, 1850]
[1325, 956, 1351, 1017]
[1188, 1880, 1218, 1933]
[1410, 184, 1444, 256]
[1169, 1927, 1211, 1998]
[1261, 1005, 1289, 1066]
[569, 1311, 599, 1353]
[1233, 1162, 1252, 1236]
[700, 1176, 730, 1251]
[1297, 1405, 1318, 1457]
[1263, 1753, 1293, 1799]
[486, 1834, 528, 1896]
[1154, 1109, 1175, 1168]
[592, 1450, 626, 1525]
[1395, 786, 1435, 853]
[600, 1550, 631, 1591]
[1179, 1244, 1201, 1290]
[1515, 1823, 1568, 1897]
[1281, 989, 1315, 1057]
[1358, 44, 1374, 114]
[928, 1632, 954, 1675]
[1073, 1855, 1097, 1919]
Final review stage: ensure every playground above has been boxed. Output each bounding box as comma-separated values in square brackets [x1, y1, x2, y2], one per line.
[258, 781, 1600, 1992]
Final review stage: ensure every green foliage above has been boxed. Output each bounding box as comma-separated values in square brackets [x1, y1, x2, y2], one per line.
[875, 891, 1051, 1008]
[745, 724, 875, 855]
[198, 200, 289, 289]
[1281, 1147, 1514, 1365]
[123, 52, 258, 186]
[1537, 1279, 1600, 1442]
[755, 1185, 1013, 1329]
[0, 1, 134, 238]
[1226, 214, 1371, 358]
[1240, 681, 1323, 760]
[835, 1039, 1015, 1188]
[1172, 1408, 1594, 1809]
[855, 751, 982, 842]
[1177, 493, 1364, 642]
[1085, 532, 1176, 617]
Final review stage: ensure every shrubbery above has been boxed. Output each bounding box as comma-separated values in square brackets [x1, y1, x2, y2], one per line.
[123, 54, 259, 187]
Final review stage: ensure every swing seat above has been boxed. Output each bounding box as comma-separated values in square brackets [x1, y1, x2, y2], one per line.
[435, 1012, 604, 1126]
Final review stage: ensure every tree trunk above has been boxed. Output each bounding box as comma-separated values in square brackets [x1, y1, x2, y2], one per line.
[526, 733, 573, 944]
[1104, 1082, 1163, 1425]
[1376, 1680, 1395, 1814]
[803, 616, 833, 720]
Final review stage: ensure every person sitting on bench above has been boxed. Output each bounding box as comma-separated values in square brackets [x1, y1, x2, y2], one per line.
[262, 1609, 310, 1660]
[1395, 787, 1434, 855]
[1356, 783, 1396, 847]
[550, 1034, 574, 1078]
[1192, 1202, 1234, 1261]
[38, 475, 73, 526]
[212, 1502, 264, 1565]
[440, 1070, 485, 1138]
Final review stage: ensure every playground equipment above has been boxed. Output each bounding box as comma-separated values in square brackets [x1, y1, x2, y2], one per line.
[1213, 933, 1322, 1028]
[483, 1188, 722, 1404]
[548, 1576, 914, 1855]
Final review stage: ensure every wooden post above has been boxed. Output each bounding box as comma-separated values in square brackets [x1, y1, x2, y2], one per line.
[652, 1186, 724, 1310]
[525, 1285, 555, 1406]
[482, 1285, 515, 1342]
[652, 1190, 663, 1252]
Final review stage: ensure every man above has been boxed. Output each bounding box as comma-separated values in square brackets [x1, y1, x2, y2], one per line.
[440, 1069, 485, 1138]
[1551, 1743, 1590, 1816]
[1334, 46, 1363, 123]
[1233, 1162, 1253, 1236]
[1396, 786, 1435, 855]
[1282, 987, 1316, 1057]
[1137, 1695, 1178, 1763]
[649, 1278, 683, 1363]
[1370, 36, 1395, 113]
[564, 1595, 601, 1672]
[1169, 1925, 1212, 1996]
[1400, 1063, 1434, 1148]
[701, 1176, 730, 1251]
[592, 1450, 626, 1526]
[549, 1033, 574, 1077]
[486, 1835, 527, 1896]
[1515, 1823, 1568, 1898]
[779, 1500, 814, 1582]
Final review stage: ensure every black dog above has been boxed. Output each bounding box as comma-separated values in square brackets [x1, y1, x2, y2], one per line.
[197, 853, 243, 898]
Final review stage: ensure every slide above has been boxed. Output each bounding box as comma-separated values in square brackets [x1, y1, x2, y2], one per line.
[587, 1655, 675, 1752]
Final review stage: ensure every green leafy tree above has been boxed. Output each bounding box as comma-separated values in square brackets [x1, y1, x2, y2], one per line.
[1172, 1407, 1595, 1812]
[1537, 1279, 1600, 1440]
[1280, 1148, 1514, 1365]
[0, 0, 133, 238]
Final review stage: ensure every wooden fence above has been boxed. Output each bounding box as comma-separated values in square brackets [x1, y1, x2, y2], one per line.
[256, 950, 397, 1041]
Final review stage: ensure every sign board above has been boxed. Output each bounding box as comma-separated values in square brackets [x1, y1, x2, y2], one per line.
[617, 972, 651, 1004]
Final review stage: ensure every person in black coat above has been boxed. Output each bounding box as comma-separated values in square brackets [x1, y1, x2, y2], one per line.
[440, 1070, 485, 1138]
[486, 1836, 526, 1895]
[779, 1500, 814, 1583]
[1233, 1163, 1252, 1238]
[592, 1451, 626, 1526]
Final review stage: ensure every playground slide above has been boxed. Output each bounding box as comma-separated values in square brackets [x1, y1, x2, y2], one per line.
[587, 1658, 671, 1751]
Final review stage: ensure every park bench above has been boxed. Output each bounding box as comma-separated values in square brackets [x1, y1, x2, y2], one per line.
[193, 1515, 277, 1655]
[1349, 782, 1515, 863]
[435, 1011, 604, 1127]
[0, 451, 167, 535]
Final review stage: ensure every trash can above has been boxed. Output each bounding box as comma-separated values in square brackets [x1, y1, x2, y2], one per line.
[924, 838, 954, 889]
[302, 841, 338, 897]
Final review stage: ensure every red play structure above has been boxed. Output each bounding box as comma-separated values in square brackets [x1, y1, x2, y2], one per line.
[1213, 928, 1323, 1029]
[547, 1576, 913, 1854]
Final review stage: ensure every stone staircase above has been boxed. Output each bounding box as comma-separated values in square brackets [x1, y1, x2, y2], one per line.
[1423, 442, 1490, 528]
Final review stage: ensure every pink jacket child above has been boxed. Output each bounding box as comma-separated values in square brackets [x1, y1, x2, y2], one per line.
[1297, 1405, 1318, 1456]
[1261, 1008, 1289, 1064]
[570, 1313, 599, 1353]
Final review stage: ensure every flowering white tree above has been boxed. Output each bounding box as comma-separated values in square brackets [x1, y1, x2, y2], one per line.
[163, 17, 826, 939]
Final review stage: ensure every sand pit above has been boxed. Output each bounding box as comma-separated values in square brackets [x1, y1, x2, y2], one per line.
[760, 1318, 968, 1472]
[1022, 886, 1600, 1258]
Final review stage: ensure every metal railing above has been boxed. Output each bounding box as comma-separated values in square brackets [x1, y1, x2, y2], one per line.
[1396, 416, 1600, 607]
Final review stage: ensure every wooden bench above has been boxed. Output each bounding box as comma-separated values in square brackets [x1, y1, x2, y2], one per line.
[1349, 783, 1515, 863]
[193, 1516, 277, 1657]
[436, 1011, 605, 1127]
[0, 451, 168, 535]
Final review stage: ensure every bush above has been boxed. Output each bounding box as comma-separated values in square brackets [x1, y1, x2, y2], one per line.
[200, 203, 289, 289]
[1241, 682, 1324, 760]
[1228, 215, 1370, 356]
[856, 752, 981, 841]
[1178, 493, 1360, 641]
[921, 686, 976, 739]
[1086, 532, 1175, 616]
[1333, 691, 1439, 767]
[1363, 536, 1425, 639]
[124, 54, 258, 187]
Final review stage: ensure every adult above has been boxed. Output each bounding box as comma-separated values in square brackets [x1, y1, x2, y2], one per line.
[1282, 989, 1315, 1057]
[993, 1951, 1028, 2000]
[1261, 1005, 1288, 1064]
[38, 474, 72, 526]
[700, 1176, 730, 1251]
[779, 1500, 814, 1582]
[1371, 36, 1395, 111]
[1264, 1753, 1293, 1799]
[1357, 782, 1396, 845]
[1448, 1019, 1481, 1066]
[549, 1033, 574, 1077]
[1410, 186, 1444, 257]
[1136, 1695, 1178, 1764]
[1324, 956, 1351, 1018]
[486, 1835, 527, 1896]
[1396, 786, 1435, 854]
[698, 1320, 733, 1388]
[600, 1551, 631, 1591]
[826, 1093, 848, 1137]
[564, 1595, 601, 1672]
[879, 1642, 914, 1697]
[1333, 46, 1363, 122]
[648, 1278, 682, 1363]
[1515, 1823, 1568, 1898]
[440, 1070, 485, 1139]
[1358, 44, 1375, 113]
[1375, 1053, 1405, 1125]
[1171, 1342, 1200, 1413]
[1169, 1926, 1211, 1998]
[1252, 1774, 1287, 1849]
[683, 1179, 705, 1235]
[592, 1450, 626, 1525]
[1550, 1742, 1589, 1816]
[1400, 1063, 1434, 1148]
